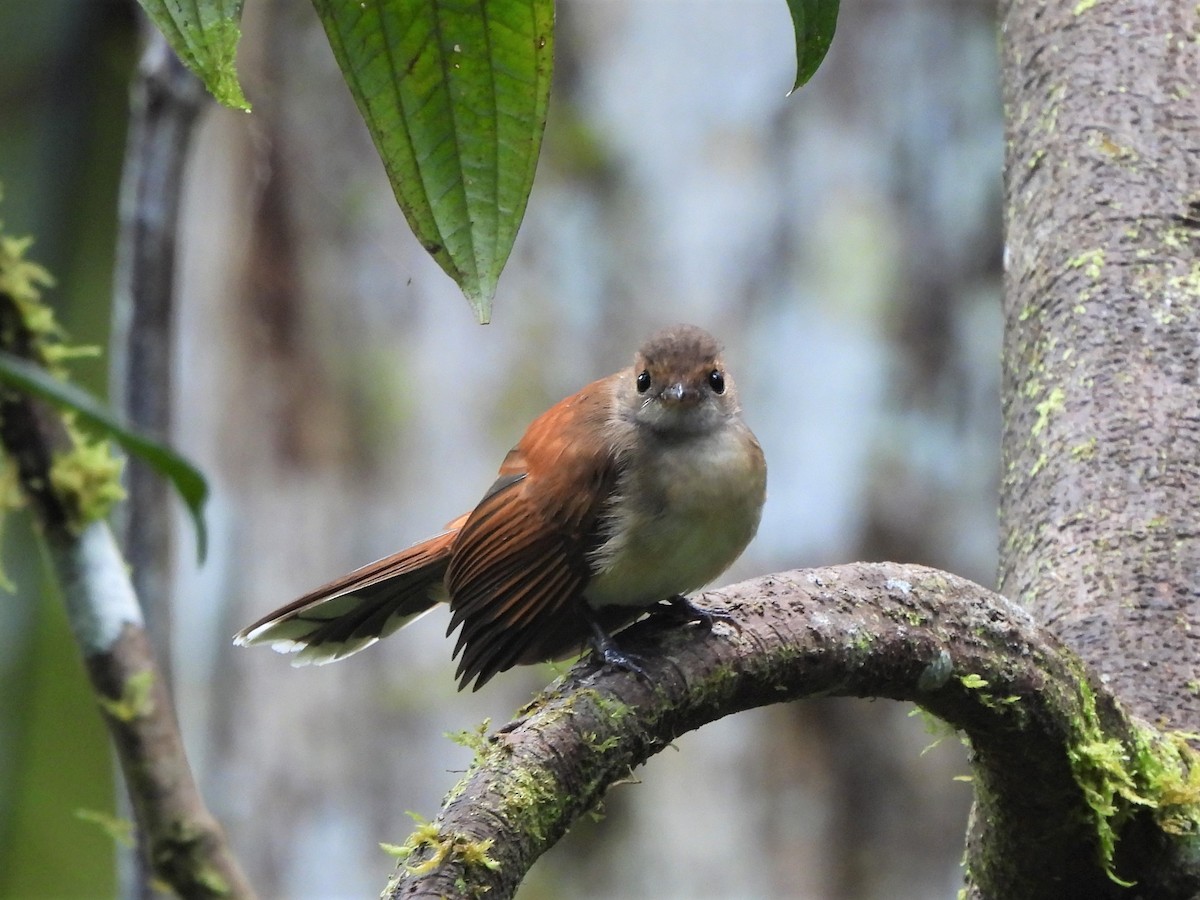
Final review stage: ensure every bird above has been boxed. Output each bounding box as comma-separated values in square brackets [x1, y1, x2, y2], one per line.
[234, 324, 766, 690]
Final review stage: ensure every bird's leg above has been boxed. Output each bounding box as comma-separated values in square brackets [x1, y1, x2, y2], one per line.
[585, 613, 650, 682]
[657, 593, 736, 628]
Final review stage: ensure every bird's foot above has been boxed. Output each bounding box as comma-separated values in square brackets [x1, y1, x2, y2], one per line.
[658, 594, 736, 629]
[586, 619, 650, 682]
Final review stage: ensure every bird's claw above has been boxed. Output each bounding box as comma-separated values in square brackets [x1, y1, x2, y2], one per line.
[660, 594, 736, 629]
[594, 643, 651, 681]
[586, 619, 651, 683]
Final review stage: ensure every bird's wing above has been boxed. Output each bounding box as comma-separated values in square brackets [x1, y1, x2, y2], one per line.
[234, 517, 465, 664]
[447, 377, 623, 690]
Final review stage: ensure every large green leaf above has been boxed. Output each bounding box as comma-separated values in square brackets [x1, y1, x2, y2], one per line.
[313, 0, 555, 323]
[0, 352, 209, 563]
[137, 0, 250, 110]
[786, 0, 839, 93]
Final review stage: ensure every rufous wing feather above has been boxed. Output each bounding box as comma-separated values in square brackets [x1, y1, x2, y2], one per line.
[234, 521, 463, 665]
[446, 379, 624, 690]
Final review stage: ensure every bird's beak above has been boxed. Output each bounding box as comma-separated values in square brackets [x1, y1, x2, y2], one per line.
[660, 382, 701, 406]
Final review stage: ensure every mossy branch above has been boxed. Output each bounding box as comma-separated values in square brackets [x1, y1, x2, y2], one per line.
[385, 564, 1200, 900]
[0, 216, 253, 898]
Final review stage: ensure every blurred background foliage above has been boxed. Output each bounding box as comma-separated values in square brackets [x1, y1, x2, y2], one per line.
[0, 1, 1003, 897]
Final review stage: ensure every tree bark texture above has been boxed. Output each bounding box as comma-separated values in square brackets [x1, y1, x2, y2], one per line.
[998, 0, 1200, 734]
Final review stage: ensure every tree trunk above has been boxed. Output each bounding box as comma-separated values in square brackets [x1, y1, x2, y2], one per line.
[998, 1, 1200, 732]
[984, 2, 1200, 894]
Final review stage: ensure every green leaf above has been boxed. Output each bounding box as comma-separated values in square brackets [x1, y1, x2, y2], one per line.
[312, 0, 556, 323]
[786, 0, 839, 93]
[137, 0, 250, 110]
[0, 352, 209, 563]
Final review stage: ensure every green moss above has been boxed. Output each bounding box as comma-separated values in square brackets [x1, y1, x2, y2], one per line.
[48, 427, 126, 527]
[385, 817, 500, 877]
[692, 663, 740, 706]
[0, 203, 125, 532]
[1067, 248, 1105, 280]
[961, 674, 988, 691]
[957, 673, 1023, 720]
[1064, 678, 1200, 884]
[0, 462, 24, 590]
[1029, 453, 1048, 477]
[96, 670, 155, 722]
[1032, 387, 1065, 437]
[149, 819, 233, 896]
[1069, 438, 1098, 460]
[585, 732, 621, 753]
[909, 705, 958, 755]
[1089, 131, 1138, 163]
[75, 808, 136, 848]
[191, 862, 230, 896]
[444, 712, 583, 850]
[380, 841, 410, 859]
[586, 690, 635, 724]
[1069, 737, 1147, 885]
[458, 837, 501, 871]
[1164, 260, 1200, 301]
[442, 720, 506, 806]
[1152, 307, 1178, 326]
[1064, 681, 1127, 881]
[387, 820, 448, 873]
[0, 211, 94, 384]
[447, 719, 493, 757]
[499, 762, 564, 844]
[0, 233, 58, 348]
[1038, 85, 1065, 135]
[1128, 728, 1200, 836]
[847, 627, 875, 653]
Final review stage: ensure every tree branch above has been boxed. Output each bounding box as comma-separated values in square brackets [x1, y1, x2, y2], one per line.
[384, 564, 1200, 900]
[111, 19, 206, 678]
[0, 296, 253, 897]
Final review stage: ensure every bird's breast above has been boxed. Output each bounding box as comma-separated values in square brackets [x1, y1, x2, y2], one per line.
[584, 424, 765, 609]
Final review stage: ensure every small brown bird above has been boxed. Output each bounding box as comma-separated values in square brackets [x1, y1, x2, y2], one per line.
[235, 324, 766, 690]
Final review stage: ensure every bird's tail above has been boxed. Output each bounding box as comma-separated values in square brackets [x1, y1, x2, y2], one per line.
[234, 522, 462, 665]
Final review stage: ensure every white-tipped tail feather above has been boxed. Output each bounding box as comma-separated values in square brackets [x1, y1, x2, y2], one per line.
[235, 602, 436, 666]
[234, 528, 459, 666]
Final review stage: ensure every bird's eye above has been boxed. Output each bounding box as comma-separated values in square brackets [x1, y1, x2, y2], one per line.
[636, 371, 651, 393]
[708, 369, 725, 394]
